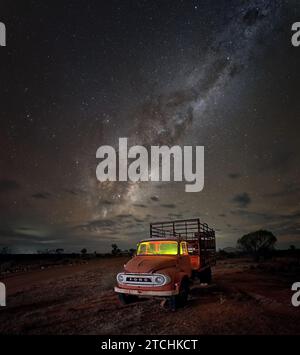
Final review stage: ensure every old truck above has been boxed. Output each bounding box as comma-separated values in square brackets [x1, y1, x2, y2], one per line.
[114, 218, 216, 309]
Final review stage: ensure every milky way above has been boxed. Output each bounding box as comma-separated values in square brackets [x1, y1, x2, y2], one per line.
[89, 0, 283, 216]
[1, 1, 300, 252]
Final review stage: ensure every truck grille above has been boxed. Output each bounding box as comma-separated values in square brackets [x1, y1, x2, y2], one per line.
[126, 276, 152, 283]
[117, 273, 170, 287]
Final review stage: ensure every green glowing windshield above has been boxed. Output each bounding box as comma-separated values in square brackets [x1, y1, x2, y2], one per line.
[137, 241, 178, 255]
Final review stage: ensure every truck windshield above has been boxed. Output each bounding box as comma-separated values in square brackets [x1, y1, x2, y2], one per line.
[137, 241, 178, 255]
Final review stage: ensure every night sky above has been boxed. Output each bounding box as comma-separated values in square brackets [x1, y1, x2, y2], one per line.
[1, 0, 300, 253]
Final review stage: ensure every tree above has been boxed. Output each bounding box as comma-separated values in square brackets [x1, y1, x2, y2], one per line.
[237, 230, 277, 260]
[55, 248, 64, 254]
[0, 246, 11, 254]
[81, 248, 87, 255]
[111, 244, 121, 256]
[129, 248, 136, 256]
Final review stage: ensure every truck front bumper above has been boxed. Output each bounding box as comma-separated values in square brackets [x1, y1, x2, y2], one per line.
[114, 286, 179, 297]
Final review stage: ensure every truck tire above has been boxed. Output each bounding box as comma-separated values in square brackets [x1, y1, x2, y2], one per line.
[199, 267, 212, 284]
[206, 267, 212, 284]
[171, 279, 190, 310]
[118, 293, 138, 305]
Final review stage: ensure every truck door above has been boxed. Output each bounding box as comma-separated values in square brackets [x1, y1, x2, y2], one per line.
[178, 242, 192, 276]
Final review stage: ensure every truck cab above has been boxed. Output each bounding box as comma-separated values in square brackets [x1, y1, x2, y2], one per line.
[114, 218, 216, 309]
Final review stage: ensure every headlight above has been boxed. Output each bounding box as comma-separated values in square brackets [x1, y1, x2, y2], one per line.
[117, 273, 124, 283]
[154, 275, 165, 285]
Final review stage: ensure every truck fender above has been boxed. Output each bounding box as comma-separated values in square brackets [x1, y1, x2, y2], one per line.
[176, 273, 190, 290]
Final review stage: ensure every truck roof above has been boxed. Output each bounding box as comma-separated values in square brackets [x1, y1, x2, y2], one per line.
[139, 237, 179, 243]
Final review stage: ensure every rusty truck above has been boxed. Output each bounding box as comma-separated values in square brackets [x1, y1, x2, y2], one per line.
[114, 218, 216, 309]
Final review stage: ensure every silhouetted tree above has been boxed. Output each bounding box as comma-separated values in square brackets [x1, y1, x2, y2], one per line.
[0, 247, 11, 254]
[237, 230, 276, 260]
[129, 248, 136, 256]
[111, 244, 121, 256]
[81, 248, 87, 255]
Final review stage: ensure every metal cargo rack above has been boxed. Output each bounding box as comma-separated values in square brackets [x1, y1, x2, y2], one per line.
[150, 218, 216, 266]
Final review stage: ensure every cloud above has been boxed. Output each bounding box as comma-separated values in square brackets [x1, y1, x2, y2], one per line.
[258, 150, 294, 173]
[228, 173, 240, 179]
[64, 188, 86, 196]
[231, 209, 300, 223]
[276, 223, 300, 237]
[116, 214, 132, 219]
[263, 184, 300, 198]
[0, 179, 20, 192]
[32, 192, 51, 199]
[150, 196, 159, 202]
[229, 209, 300, 243]
[168, 213, 183, 218]
[160, 204, 176, 209]
[0, 226, 49, 244]
[231, 192, 251, 208]
[132, 203, 147, 208]
[101, 200, 115, 205]
[64, 189, 78, 195]
[76, 219, 116, 233]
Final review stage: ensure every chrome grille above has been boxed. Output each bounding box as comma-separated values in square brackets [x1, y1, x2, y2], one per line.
[126, 276, 152, 283]
[117, 273, 170, 287]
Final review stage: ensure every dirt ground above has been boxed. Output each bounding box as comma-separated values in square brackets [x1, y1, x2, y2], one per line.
[0, 257, 299, 334]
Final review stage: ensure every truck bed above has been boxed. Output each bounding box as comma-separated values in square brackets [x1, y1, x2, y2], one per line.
[150, 218, 216, 268]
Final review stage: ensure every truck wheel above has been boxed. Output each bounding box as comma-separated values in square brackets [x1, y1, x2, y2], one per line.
[172, 279, 189, 310]
[199, 267, 212, 284]
[206, 267, 212, 284]
[118, 293, 138, 305]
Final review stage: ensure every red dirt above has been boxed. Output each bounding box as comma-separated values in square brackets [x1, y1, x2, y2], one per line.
[0, 257, 299, 334]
